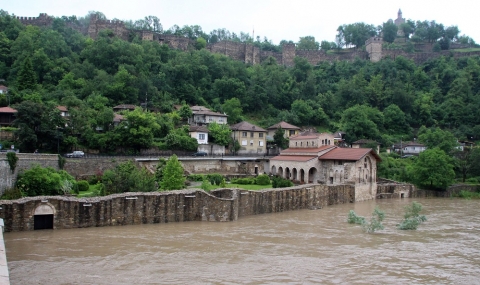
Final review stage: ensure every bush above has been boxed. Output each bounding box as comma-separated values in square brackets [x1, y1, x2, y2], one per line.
[102, 161, 156, 195]
[1, 187, 23, 200]
[347, 210, 366, 224]
[255, 174, 271, 185]
[231, 178, 255, 185]
[77, 180, 90, 192]
[187, 174, 205, 181]
[201, 179, 211, 192]
[206, 173, 223, 185]
[397, 201, 427, 230]
[465, 177, 479, 184]
[271, 176, 293, 188]
[16, 165, 76, 196]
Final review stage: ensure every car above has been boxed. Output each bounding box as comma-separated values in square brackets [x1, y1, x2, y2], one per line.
[192, 151, 207, 157]
[66, 151, 85, 158]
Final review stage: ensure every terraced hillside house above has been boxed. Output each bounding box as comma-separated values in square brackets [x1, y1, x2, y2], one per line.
[230, 121, 267, 155]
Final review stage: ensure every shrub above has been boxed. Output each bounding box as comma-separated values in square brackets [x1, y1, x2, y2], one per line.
[347, 210, 366, 224]
[201, 179, 211, 192]
[271, 176, 293, 188]
[206, 173, 223, 185]
[102, 161, 156, 195]
[77, 180, 90, 192]
[397, 201, 427, 230]
[187, 174, 205, 181]
[255, 174, 271, 185]
[16, 165, 76, 196]
[58, 154, 66, 170]
[6, 152, 18, 173]
[362, 207, 385, 233]
[231, 178, 255, 185]
[1, 187, 23, 200]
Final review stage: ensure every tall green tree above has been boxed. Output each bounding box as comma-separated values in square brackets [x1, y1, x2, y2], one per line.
[408, 147, 455, 190]
[160, 154, 185, 190]
[17, 57, 37, 91]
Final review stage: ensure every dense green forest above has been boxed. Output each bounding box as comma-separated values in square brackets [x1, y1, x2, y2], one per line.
[2, 10, 480, 188]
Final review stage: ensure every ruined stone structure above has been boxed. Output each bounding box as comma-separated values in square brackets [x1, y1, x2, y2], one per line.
[16, 13, 53, 27]
[87, 14, 129, 40]
[0, 184, 354, 232]
[365, 37, 383, 62]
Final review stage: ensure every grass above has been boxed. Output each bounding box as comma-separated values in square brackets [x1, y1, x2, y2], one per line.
[454, 190, 480, 199]
[77, 183, 102, 197]
[189, 183, 273, 191]
[451, 48, 480, 52]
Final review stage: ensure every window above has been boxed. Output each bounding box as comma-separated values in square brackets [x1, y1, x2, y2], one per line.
[289, 130, 296, 136]
[250, 132, 254, 138]
[259, 141, 264, 147]
[250, 140, 254, 146]
[259, 133, 263, 138]
[199, 134, 205, 140]
[242, 132, 247, 137]
[209, 118, 213, 122]
[242, 140, 247, 146]
[307, 142, 309, 146]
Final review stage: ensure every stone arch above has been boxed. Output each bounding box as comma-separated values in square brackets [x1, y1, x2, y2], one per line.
[300, 169, 305, 183]
[271, 165, 277, 175]
[285, 167, 291, 179]
[329, 169, 334, 184]
[33, 203, 55, 230]
[278, 167, 284, 178]
[308, 167, 317, 183]
[292, 168, 298, 181]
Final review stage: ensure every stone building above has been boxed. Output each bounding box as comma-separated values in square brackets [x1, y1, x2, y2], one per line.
[230, 121, 267, 155]
[266, 121, 301, 139]
[269, 132, 381, 201]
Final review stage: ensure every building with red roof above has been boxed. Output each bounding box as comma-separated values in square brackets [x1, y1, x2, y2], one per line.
[269, 132, 381, 201]
[0, 106, 17, 127]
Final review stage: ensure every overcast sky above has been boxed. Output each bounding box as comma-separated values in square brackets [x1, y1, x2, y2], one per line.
[3, 0, 478, 44]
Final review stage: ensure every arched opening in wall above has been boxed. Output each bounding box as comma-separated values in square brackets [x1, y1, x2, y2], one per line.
[34, 204, 55, 230]
[308, 167, 317, 183]
[286, 167, 291, 179]
[271, 165, 277, 175]
[292, 168, 298, 181]
[329, 169, 334, 184]
[254, 165, 259, 175]
[278, 167, 284, 178]
[300, 169, 305, 183]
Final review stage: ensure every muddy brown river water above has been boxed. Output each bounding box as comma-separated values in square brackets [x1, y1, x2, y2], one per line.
[5, 198, 480, 285]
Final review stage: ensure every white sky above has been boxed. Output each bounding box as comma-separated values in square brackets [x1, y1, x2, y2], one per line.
[3, 0, 479, 44]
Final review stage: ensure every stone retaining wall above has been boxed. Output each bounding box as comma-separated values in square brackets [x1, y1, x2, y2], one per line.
[0, 184, 354, 232]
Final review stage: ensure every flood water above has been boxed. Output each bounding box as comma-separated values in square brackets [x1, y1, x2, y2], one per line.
[5, 198, 480, 285]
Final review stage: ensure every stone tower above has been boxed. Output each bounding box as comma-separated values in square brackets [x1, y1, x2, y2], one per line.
[365, 37, 383, 62]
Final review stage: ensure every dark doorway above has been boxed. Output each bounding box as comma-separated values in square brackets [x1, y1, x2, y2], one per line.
[34, 214, 54, 230]
[254, 166, 258, 175]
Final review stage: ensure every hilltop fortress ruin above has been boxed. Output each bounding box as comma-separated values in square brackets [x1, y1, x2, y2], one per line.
[16, 13, 480, 66]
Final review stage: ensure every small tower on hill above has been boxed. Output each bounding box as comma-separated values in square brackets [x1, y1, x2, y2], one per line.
[365, 37, 383, 63]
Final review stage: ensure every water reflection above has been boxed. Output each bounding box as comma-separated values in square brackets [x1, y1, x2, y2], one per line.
[6, 198, 480, 284]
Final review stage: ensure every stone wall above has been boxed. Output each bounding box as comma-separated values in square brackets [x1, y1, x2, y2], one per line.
[0, 184, 354, 232]
[0, 153, 59, 194]
[16, 13, 53, 27]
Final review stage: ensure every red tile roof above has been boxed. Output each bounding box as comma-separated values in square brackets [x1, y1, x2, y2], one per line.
[267, 121, 300, 130]
[57, 105, 68, 112]
[189, 125, 209, 133]
[281, 145, 334, 154]
[270, 155, 318, 162]
[319, 148, 381, 162]
[0, 107, 17, 113]
[113, 104, 137, 110]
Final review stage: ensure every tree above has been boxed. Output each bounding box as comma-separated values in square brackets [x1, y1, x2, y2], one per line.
[273, 128, 289, 149]
[382, 20, 398, 43]
[340, 105, 382, 143]
[178, 104, 192, 121]
[101, 161, 156, 195]
[418, 127, 457, 154]
[16, 165, 76, 196]
[160, 154, 185, 190]
[397, 201, 427, 230]
[17, 57, 37, 91]
[208, 122, 231, 146]
[408, 147, 455, 190]
[221, 97, 243, 124]
[454, 146, 480, 182]
[113, 108, 160, 152]
[297, 36, 319, 50]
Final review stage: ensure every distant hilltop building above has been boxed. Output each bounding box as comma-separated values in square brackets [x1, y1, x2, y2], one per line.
[394, 9, 405, 36]
[16, 12, 480, 66]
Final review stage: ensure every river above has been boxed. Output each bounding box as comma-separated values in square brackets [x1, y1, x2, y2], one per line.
[5, 198, 480, 285]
